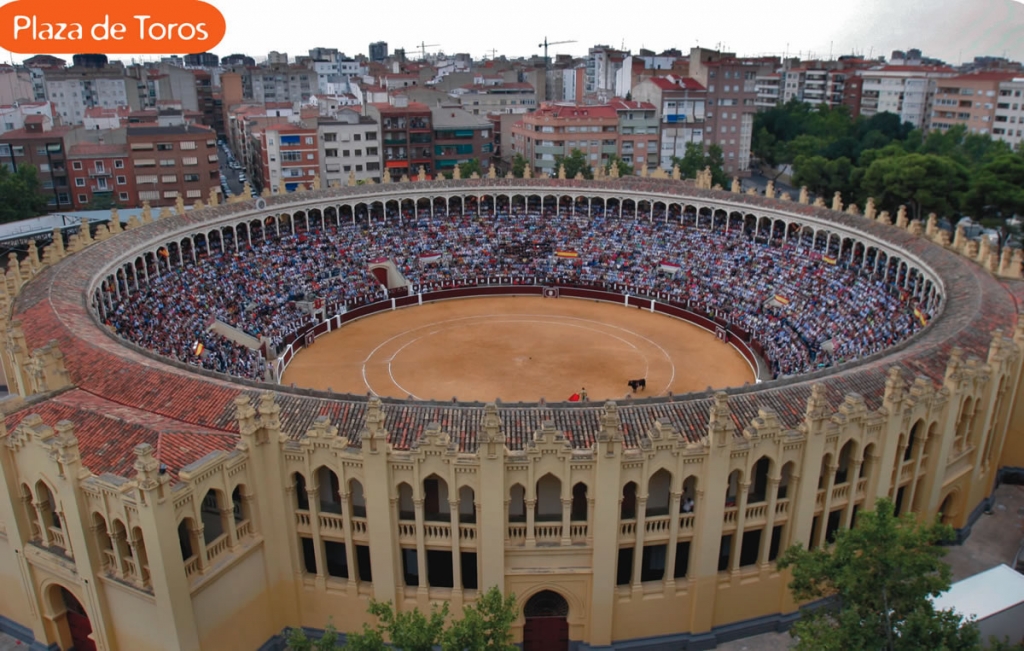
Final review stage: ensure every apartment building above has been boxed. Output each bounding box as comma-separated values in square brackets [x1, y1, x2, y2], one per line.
[510, 100, 657, 175]
[754, 73, 782, 109]
[631, 76, 706, 170]
[0, 102, 55, 135]
[450, 82, 537, 115]
[691, 52, 780, 176]
[585, 46, 628, 103]
[44, 66, 140, 125]
[252, 123, 320, 194]
[857, 65, 957, 130]
[930, 72, 1018, 135]
[0, 66, 35, 105]
[432, 106, 493, 175]
[317, 109, 382, 186]
[365, 96, 434, 179]
[251, 65, 316, 104]
[993, 78, 1024, 148]
[67, 140, 136, 209]
[226, 103, 301, 174]
[0, 118, 73, 210]
[128, 124, 219, 208]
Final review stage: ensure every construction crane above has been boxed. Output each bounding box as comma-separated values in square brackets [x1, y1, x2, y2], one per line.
[417, 41, 440, 61]
[538, 37, 577, 68]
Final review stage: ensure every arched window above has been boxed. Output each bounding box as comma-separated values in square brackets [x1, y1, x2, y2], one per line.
[423, 474, 450, 521]
[621, 482, 637, 520]
[726, 470, 741, 506]
[646, 470, 672, 516]
[177, 518, 196, 562]
[904, 420, 922, 462]
[397, 483, 414, 521]
[571, 483, 587, 521]
[316, 467, 342, 514]
[349, 479, 366, 518]
[535, 474, 561, 522]
[836, 441, 855, 484]
[509, 484, 526, 523]
[458, 486, 475, 523]
[293, 473, 309, 510]
[749, 457, 771, 503]
[200, 489, 226, 544]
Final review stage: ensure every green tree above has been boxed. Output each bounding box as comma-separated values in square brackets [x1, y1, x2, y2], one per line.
[603, 153, 633, 177]
[554, 148, 592, 180]
[777, 497, 979, 651]
[861, 152, 970, 221]
[510, 153, 527, 178]
[441, 586, 518, 651]
[962, 154, 1024, 221]
[671, 143, 728, 188]
[0, 164, 48, 224]
[287, 619, 344, 651]
[457, 158, 483, 178]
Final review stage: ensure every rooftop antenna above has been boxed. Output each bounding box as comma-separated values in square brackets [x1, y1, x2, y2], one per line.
[829, 41, 833, 60]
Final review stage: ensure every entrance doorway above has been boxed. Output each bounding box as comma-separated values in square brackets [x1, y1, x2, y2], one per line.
[56, 587, 95, 651]
[523, 590, 569, 651]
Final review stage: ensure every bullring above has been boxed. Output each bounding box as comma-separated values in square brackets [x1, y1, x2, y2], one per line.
[0, 176, 1020, 651]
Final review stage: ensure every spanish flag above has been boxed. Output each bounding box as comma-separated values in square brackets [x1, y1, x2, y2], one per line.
[158, 248, 169, 258]
[822, 255, 837, 265]
[191, 341, 205, 356]
[775, 294, 790, 305]
[914, 308, 927, 326]
[555, 251, 579, 259]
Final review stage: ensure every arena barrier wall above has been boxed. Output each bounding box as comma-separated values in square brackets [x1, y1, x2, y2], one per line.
[271, 282, 769, 389]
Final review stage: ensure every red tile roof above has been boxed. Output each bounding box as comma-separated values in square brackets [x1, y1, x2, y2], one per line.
[6, 390, 237, 481]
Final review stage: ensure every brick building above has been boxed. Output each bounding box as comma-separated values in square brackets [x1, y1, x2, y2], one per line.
[0, 120, 73, 211]
[365, 96, 434, 179]
[510, 100, 658, 175]
[631, 76, 706, 170]
[68, 141, 135, 209]
[251, 123, 320, 194]
[431, 106, 494, 175]
[127, 124, 219, 208]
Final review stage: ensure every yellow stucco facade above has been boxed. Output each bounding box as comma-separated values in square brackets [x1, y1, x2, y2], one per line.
[0, 178, 1020, 651]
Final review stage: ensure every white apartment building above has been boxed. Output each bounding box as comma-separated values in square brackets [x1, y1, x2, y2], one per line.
[251, 66, 316, 104]
[317, 109, 382, 186]
[858, 65, 956, 130]
[0, 102, 54, 134]
[994, 78, 1024, 149]
[755, 74, 781, 109]
[45, 70, 134, 125]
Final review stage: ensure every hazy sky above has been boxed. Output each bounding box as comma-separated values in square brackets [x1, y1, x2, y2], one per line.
[3, 0, 1024, 64]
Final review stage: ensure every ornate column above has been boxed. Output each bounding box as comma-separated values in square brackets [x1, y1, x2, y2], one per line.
[88, 520, 112, 576]
[663, 491, 682, 590]
[222, 507, 238, 549]
[414, 498, 427, 594]
[525, 498, 536, 547]
[758, 478, 780, 566]
[110, 525, 128, 578]
[631, 497, 648, 590]
[307, 486, 327, 588]
[449, 499, 462, 593]
[192, 521, 208, 572]
[560, 497, 572, 546]
[729, 482, 750, 572]
[339, 490, 356, 590]
[33, 501, 52, 545]
[814, 464, 839, 548]
[843, 458, 863, 530]
[586, 497, 596, 546]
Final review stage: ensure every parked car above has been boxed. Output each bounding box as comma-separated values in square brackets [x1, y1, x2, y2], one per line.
[238, 173, 247, 183]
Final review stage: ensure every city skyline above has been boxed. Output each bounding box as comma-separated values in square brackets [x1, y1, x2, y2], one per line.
[0, 0, 1023, 65]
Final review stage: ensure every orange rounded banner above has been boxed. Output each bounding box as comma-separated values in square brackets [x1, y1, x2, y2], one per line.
[0, 0, 226, 54]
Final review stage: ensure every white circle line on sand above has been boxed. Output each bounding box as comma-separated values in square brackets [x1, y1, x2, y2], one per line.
[366, 316, 670, 401]
[384, 318, 652, 402]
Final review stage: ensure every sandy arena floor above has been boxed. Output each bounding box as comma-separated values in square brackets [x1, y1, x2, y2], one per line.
[282, 297, 755, 403]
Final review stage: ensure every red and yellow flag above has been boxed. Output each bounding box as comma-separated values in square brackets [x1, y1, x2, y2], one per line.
[555, 251, 579, 259]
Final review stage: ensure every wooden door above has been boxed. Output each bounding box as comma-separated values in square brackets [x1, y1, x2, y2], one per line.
[523, 616, 568, 651]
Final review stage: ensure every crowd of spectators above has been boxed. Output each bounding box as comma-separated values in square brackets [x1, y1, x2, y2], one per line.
[104, 206, 927, 382]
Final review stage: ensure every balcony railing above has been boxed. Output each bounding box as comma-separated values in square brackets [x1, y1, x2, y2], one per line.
[205, 533, 229, 563]
[184, 555, 200, 577]
[507, 523, 527, 544]
[319, 512, 345, 535]
[569, 523, 587, 543]
[534, 524, 562, 543]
